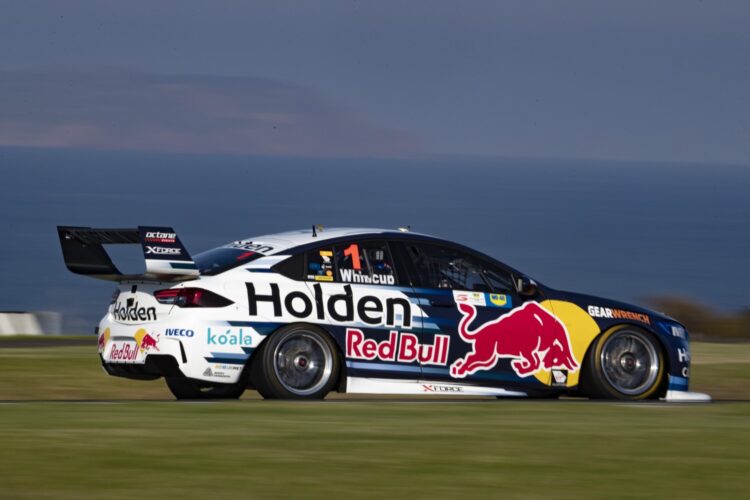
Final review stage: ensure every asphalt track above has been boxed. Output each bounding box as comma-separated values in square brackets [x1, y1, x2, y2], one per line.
[0, 397, 737, 404]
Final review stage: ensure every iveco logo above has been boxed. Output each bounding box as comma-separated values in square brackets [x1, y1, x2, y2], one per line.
[165, 328, 194, 338]
[145, 246, 181, 255]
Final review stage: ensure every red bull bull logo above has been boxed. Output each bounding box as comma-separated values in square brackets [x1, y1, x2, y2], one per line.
[450, 302, 579, 378]
[97, 328, 110, 352]
[140, 333, 160, 352]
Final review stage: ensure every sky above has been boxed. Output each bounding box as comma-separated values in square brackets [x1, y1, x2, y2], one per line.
[0, 1, 748, 163]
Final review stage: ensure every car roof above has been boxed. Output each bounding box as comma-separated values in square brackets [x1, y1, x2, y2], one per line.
[221, 227, 526, 279]
[235, 227, 432, 254]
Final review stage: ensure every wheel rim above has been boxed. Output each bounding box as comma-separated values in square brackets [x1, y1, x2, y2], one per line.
[272, 331, 333, 396]
[600, 330, 660, 396]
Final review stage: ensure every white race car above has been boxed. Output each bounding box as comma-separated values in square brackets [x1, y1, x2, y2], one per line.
[57, 225, 707, 401]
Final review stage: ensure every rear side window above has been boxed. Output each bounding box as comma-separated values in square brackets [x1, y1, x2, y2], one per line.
[304, 240, 397, 286]
[335, 241, 396, 285]
[306, 247, 336, 282]
[194, 248, 264, 276]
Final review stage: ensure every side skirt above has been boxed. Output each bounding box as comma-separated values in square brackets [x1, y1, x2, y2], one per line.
[663, 390, 711, 402]
[346, 376, 527, 397]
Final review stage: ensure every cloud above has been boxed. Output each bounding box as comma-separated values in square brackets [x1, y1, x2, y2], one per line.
[0, 68, 418, 157]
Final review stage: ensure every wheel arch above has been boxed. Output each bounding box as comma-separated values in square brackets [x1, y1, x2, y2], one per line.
[245, 321, 348, 392]
[579, 322, 669, 398]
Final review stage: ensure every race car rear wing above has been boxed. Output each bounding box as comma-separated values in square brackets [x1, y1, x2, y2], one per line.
[57, 226, 199, 282]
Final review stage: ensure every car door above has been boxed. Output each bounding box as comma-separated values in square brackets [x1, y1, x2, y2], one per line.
[302, 238, 422, 383]
[396, 240, 533, 390]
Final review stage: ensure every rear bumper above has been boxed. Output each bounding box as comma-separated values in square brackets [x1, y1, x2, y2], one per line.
[97, 315, 262, 384]
[101, 354, 181, 381]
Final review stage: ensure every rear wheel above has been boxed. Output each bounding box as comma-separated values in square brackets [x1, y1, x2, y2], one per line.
[165, 376, 246, 400]
[581, 326, 665, 400]
[253, 324, 339, 399]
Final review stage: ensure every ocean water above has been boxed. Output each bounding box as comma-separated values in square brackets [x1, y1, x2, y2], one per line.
[1, 147, 748, 331]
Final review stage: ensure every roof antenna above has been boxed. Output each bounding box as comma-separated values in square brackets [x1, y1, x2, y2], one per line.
[312, 224, 317, 237]
[312, 224, 324, 237]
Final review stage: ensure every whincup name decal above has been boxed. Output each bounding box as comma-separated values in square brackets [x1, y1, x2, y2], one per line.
[339, 269, 395, 285]
[246, 283, 412, 328]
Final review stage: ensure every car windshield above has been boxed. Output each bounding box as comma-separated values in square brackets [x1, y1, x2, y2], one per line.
[193, 247, 264, 276]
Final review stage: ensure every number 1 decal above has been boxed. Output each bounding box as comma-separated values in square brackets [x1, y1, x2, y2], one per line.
[343, 243, 362, 270]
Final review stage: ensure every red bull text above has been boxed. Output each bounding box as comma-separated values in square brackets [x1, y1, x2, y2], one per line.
[346, 329, 449, 366]
[110, 343, 139, 362]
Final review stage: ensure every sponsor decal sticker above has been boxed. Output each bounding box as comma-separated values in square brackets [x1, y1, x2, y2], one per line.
[587, 305, 650, 325]
[339, 269, 395, 285]
[227, 241, 275, 254]
[109, 342, 140, 362]
[453, 291, 486, 307]
[308, 249, 334, 281]
[215, 363, 242, 372]
[98, 327, 110, 352]
[450, 302, 579, 379]
[145, 246, 182, 256]
[113, 297, 157, 323]
[134, 329, 160, 353]
[203, 365, 237, 379]
[144, 231, 176, 244]
[165, 328, 195, 338]
[247, 283, 413, 328]
[207, 327, 253, 346]
[346, 329, 449, 366]
[551, 369, 568, 386]
[671, 325, 687, 339]
[487, 293, 512, 308]
[452, 291, 512, 308]
[677, 346, 690, 378]
[422, 384, 464, 393]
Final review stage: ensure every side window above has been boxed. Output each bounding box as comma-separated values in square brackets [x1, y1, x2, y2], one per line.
[335, 241, 396, 286]
[305, 247, 335, 282]
[483, 266, 515, 294]
[407, 243, 490, 291]
[304, 241, 397, 285]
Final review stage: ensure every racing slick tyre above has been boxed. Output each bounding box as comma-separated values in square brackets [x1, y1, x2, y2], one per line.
[252, 324, 340, 399]
[580, 325, 666, 400]
[165, 376, 246, 400]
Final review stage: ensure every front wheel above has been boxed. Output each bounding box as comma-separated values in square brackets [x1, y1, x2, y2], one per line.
[165, 376, 246, 400]
[581, 326, 665, 400]
[253, 324, 340, 399]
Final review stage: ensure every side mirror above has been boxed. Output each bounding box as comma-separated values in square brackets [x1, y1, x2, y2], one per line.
[515, 276, 538, 297]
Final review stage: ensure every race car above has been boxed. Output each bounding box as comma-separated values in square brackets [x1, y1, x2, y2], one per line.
[57, 225, 709, 401]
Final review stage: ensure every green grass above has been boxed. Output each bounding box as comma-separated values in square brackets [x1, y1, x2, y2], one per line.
[0, 341, 747, 498]
[0, 402, 748, 499]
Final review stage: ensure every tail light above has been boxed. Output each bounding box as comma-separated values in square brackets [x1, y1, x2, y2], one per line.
[154, 288, 234, 308]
